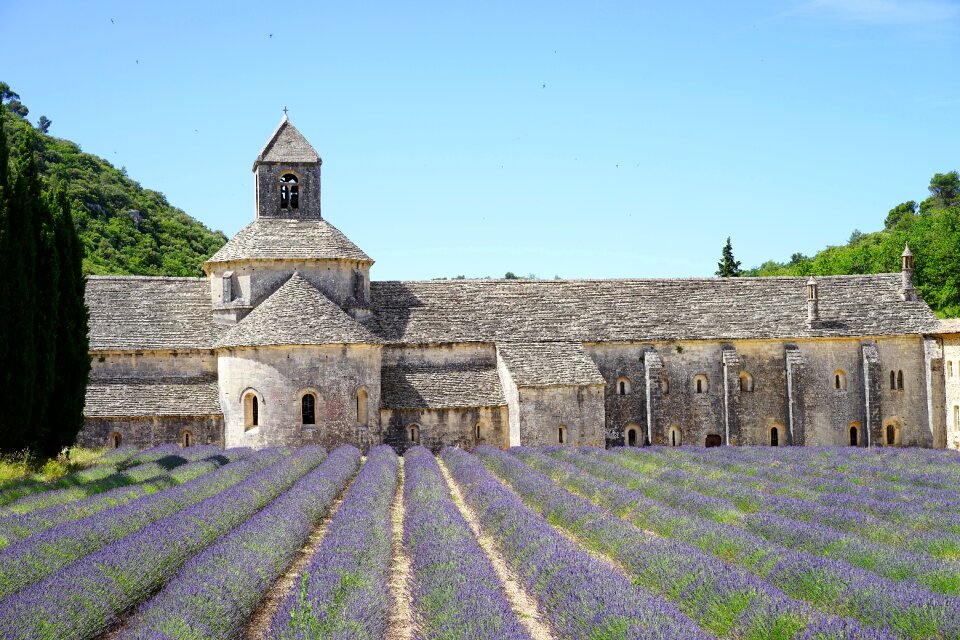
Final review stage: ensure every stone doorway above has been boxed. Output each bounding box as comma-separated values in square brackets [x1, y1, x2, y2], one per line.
[705, 434, 722, 448]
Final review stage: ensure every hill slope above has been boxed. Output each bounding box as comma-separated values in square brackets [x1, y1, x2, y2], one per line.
[1, 93, 226, 277]
[744, 173, 960, 317]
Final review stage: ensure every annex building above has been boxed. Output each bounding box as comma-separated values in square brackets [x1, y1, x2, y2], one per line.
[78, 118, 959, 452]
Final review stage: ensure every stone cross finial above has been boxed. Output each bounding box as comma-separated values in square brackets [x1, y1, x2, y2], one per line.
[282, 106, 289, 118]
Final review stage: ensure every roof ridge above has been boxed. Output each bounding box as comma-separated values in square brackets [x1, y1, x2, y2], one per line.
[87, 275, 207, 282]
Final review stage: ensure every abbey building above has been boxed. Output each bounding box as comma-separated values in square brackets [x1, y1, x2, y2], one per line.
[78, 119, 960, 452]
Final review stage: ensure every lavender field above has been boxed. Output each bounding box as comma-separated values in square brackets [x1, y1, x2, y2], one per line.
[0, 444, 957, 639]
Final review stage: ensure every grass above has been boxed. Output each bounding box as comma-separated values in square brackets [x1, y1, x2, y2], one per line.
[0, 448, 107, 488]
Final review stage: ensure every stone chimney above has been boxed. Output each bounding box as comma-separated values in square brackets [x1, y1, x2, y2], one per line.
[806, 277, 819, 324]
[900, 244, 916, 301]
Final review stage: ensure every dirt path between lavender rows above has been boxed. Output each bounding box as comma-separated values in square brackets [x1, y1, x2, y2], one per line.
[437, 456, 554, 640]
[243, 465, 360, 639]
[385, 457, 415, 640]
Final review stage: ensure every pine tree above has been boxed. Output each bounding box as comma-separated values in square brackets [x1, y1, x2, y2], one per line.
[716, 236, 742, 277]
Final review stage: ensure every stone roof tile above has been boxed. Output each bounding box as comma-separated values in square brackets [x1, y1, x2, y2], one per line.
[381, 363, 505, 409]
[498, 342, 605, 387]
[255, 118, 320, 165]
[369, 274, 939, 343]
[216, 273, 379, 348]
[86, 276, 215, 351]
[84, 376, 221, 417]
[205, 219, 372, 265]
[937, 318, 960, 334]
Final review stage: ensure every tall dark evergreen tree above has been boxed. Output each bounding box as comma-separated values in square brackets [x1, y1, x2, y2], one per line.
[0, 105, 89, 455]
[49, 186, 90, 453]
[716, 236, 742, 277]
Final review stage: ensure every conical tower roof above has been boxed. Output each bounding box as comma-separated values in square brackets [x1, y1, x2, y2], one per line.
[254, 117, 320, 167]
[204, 218, 372, 267]
[216, 273, 379, 348]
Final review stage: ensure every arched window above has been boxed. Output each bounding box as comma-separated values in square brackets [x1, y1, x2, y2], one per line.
[739, 371, 754, 393]
[886, 424, 895, 445]
[279, 173, 299, 209]
[849, 425, 858, 446]
[301, 393, 316, 425]
[182, 431, 192, 448]
[949, 361, 954, 379]
[111, 432, 122, 449]
[475, 422, 483, 441]
[694, 374, 709, 394]
[662, 376, 669, 395]
[617, 376, 631, 396]
[955, 405, 959, 431]
[409, 424, 420, 444]
[625, 424, 641, 447]
[834, 370, 847, 391]
[669, 426, 682, 447]
[890, 370, 896, 390]
[884, 421, 902, 446]
[770, 427, 779, 447]
[897, 370, 904, 390]
[558, 425, 567, 444]
[243, 391, 260, 431]
[356, 387, 369, 424]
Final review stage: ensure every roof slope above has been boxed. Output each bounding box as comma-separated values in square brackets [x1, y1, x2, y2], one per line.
[937, 319, 960, 335]
[217, 273, 379, 348]
[255, 118, 320, 165]
[498, 343, 605, 387]
[369, 274, 940, 344]
[86, 276, 215, 351]
[381, 363, 505, 409]
[85, 376, 221, 417]
[205, 218, 372, 265]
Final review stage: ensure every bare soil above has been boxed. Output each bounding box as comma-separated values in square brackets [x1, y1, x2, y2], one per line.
[385, 457, 415, 640]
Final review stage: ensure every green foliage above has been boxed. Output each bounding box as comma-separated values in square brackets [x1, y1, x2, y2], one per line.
[0, 85, 226, 278]
[0, 105, 90, 455]
[716, 237, 742, 277]
[745, 171, 960, 316]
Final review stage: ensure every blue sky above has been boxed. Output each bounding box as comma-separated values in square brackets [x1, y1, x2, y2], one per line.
[2, 0, 958, 280]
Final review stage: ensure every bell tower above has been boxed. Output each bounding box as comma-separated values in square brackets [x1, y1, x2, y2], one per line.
[253, 115, 322, 220]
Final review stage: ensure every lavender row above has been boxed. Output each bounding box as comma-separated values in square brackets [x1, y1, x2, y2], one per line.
[0, 445, 242, 515]
[0, 444, 214, 507]
[402, 446, 530, 640]
[615, 447, 960, 548]
[118, 445, 359, 640]
[0, 446, 289, 598]
[0, 448, 250, 549]
[544, 448, 959, 640]
[443, 446, 710, 640]
[0, 446, 327, 640]
[600, 448, 960, 594]
[483, 447, 853, 639]
[270, 444, 398, 640]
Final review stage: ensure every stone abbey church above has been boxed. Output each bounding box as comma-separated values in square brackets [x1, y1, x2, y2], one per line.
[79, 118, 960, 452]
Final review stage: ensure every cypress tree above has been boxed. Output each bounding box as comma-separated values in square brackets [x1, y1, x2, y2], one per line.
[49, 187, 89, 452]
[32, 186, 60, 456]
[0, 106, 8, 451]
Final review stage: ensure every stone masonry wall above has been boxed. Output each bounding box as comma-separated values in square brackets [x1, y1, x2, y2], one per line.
[517, 385, 605, 447]
[78, 416, 224, 450]
[381, 406, 509, 453]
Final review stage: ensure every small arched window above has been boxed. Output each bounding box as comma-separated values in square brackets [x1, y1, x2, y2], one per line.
[849, 425, 858, 446]
[770, 427, 779, 447]
[625, 424, 641, 447]
[617, 376, 631, 396]
[558, 425, 567, 444]
[890, 370, 896, 390]
[897, 370, 904, 390]
[885, 421, 902, 446]
[693, 374, 709, 394]
[669, 426, 682, 447]
[475, 422, 483, 441]
[301, 393, 316, 425]
[662, 376, 669, 395]
[244, 392, 260, 430]
[834, 370, 847, 391]
[409, 424, 420, 444]
[954, 405, 959, 430]
[279, 173, 299, 209]
[949, 361, 954, 379]
[111, 432, 122, 449]
[182, 431, 192, 448]
[739, 371, 754, 393]
[356, 387, 369, 424]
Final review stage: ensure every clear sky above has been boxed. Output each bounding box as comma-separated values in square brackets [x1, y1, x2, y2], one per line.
[2, 0, 958, 280]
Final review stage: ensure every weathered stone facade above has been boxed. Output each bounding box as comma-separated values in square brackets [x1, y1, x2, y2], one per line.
[79, 118, 957, 452]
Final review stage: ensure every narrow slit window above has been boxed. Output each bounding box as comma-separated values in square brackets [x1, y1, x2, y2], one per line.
[183, 431, 192, 448]
[897, 370, 904, 390]
[111, 432, 122, 449]
[356, 388, 369, 424]
[770, 427, 779, 447]
[558, 425, 567, 444]
[410, 424, 420, 444]
[302, 393, 316, 425]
